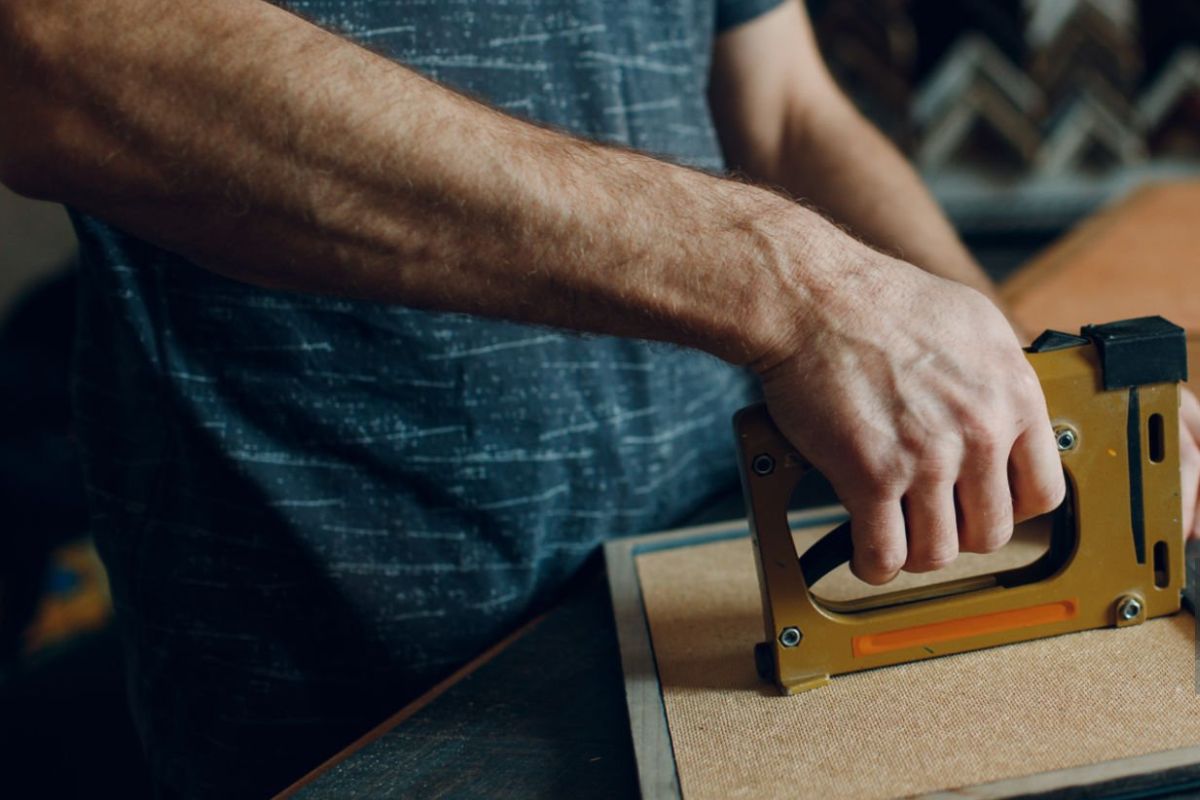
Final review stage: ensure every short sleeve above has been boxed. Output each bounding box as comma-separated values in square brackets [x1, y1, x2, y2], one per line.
[716, 0, 787, 33]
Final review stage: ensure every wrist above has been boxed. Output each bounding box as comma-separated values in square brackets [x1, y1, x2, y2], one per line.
[713, 193, 841, 373]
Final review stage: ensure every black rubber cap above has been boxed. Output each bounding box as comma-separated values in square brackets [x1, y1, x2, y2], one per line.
[1082, 316, 1188, 390]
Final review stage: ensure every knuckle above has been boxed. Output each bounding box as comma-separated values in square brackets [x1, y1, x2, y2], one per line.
[983, 527, 1013, 552]
[900, 421, 954, 460]
[856, 461, 906, 499]
[966, 524, 1012, 554]
[900, 424, 957, 464]
[858, 543, 906, 580]
[1019, 474, 1066, 514]
[1011, 365, 1046, 406]
[1041, 473, 1068, 506]
[916, 448, 959, 483]
[961, 416, 1007, 458]
[907, 539, 959, 572]
[841, 439, 883, 475]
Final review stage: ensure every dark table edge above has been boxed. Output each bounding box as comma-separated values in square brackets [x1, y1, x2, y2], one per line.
[603, 506, 849, 800]
[274, 611, 548, 799]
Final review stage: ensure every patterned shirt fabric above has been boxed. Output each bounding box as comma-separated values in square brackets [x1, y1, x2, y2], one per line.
[70, 0, 782, 795]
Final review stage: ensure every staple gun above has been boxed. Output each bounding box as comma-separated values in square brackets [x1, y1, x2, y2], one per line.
[736, 316, 1189, 694]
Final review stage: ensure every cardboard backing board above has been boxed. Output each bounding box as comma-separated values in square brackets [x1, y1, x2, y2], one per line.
[606, 507, 1200, 800]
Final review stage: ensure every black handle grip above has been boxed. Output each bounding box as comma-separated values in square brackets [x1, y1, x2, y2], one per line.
[799, 520, 853, 586]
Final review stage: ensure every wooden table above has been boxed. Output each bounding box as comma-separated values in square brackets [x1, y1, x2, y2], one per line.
[1003, 180, 1200, 384]
[275, 566, 643, 799]
[279, 180, 1200, 799]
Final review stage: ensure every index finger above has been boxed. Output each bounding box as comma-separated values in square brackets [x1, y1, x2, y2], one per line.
[1009, 420, 1066, 523]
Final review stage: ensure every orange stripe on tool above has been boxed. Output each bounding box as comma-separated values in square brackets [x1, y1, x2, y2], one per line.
[852, 599, 1078, 657]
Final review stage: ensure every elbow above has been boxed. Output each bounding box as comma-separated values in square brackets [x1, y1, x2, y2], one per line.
[0, 101, 70, 201]
[0, 4, 74, 200]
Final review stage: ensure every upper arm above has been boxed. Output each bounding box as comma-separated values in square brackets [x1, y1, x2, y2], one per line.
[708, 0, 850, 179]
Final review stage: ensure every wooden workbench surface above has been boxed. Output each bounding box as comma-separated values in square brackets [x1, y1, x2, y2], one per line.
[1003, 180, 1200, 383]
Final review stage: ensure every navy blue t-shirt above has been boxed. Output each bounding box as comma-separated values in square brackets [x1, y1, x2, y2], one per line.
[71, 0, 782, 795]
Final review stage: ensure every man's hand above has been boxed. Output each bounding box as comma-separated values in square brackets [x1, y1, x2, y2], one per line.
[1180, 389, 1200, 541]
[753, 224, 1066, 585]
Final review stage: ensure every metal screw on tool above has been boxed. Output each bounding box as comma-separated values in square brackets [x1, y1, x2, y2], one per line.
[752, 453, 775, 476]
[1055, 427, 1077, 452]
[1117, 596, 1143, 621]
[778, 626, 802, 648]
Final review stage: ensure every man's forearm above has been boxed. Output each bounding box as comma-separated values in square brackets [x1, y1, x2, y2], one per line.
[0, 0, 830, 367]
[746, 96, 998, 302]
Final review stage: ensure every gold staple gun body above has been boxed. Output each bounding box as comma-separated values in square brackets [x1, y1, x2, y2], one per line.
[736, 316, 1189, 695]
